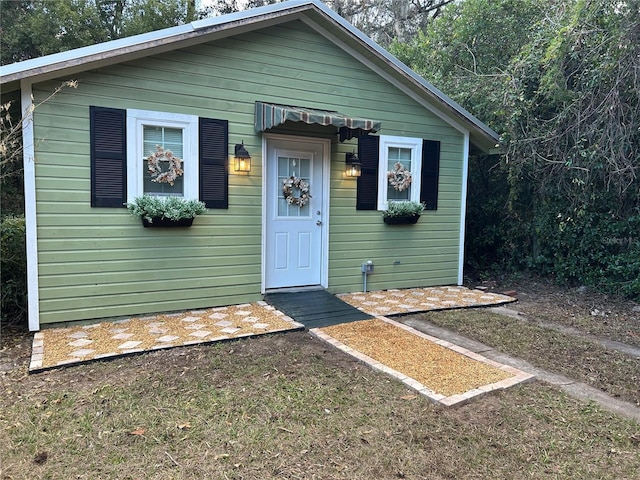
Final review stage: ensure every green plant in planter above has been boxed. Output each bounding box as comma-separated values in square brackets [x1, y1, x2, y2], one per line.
[127, 195, 206, 223]
[382, 200, 425, 218]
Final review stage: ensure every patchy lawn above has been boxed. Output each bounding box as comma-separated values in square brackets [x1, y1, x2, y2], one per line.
[478, 276, 640, 348]
[1, 329, 639, 479]
[411, 309, 640, 406]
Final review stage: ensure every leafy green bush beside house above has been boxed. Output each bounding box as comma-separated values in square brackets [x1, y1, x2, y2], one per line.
[1, 216, 27, 326]
[531, 198, 640, 299]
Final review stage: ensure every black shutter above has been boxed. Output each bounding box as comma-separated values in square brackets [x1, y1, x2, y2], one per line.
[356, 135, 379, 210]
[199, 118, 228, 209]
[90, 106, 127, 207]
[420, 140, 440, 210]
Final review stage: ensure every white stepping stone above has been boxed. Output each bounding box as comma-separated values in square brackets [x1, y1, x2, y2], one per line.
[67, 338, 93, 348]
[220, 327, 240, 334]
[67, 331, 89, 339]
[189, 330, 212, 338]
[69, 349, 95, 357]
[111, 333, 134, 340]
[148, 327, 169, 334]
[156, 335, 180, 343]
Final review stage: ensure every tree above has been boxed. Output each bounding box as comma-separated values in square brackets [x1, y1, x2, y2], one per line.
[391, 0, 550, 130]
[0, 0, 202, 65]
[1, 81, 79, 216]
[505, 0, 640, 204]
[391, 0, 553, 271]
[396, 0, 639, 296]
[502, 0, 640, 296]
[205, 0, 454, 45]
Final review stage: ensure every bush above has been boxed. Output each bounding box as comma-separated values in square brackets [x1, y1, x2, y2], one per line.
[1, 216, 27, 326]
[532, 198, 640, 299]
[464, 154, 533, 274]
[382, 200, 424, 218]
[126, 195, 206, 222]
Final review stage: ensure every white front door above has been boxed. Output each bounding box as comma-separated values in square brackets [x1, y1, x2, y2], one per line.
[264, 136, 328, 290]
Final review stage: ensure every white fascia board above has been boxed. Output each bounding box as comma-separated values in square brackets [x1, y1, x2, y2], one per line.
[0, 1, 316, 84]
[191, 0, 313, 30]
[1, 24, 195, 82]
[458, 132, 470, 286]
[21, 81, 40, 331]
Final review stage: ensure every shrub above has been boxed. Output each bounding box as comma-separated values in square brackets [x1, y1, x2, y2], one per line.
[1, 216, 26, 326]
[533, 198, 640, 299]
[382, 200, 425, 218]
[126, 195, 206, 222]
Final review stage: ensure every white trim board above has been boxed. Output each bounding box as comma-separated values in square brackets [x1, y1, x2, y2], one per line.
[21, 81, 40, 331]
[458, 132, 470, 286]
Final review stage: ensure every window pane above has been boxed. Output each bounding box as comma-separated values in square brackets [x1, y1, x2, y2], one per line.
[163, 128, 183, 158]
[143, 125, 184, 196]
[388, 185, 410, 201]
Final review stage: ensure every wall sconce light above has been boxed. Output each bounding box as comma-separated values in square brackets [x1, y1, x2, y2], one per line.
[345, 152, 362, 177]
[234, 141, 251, 173]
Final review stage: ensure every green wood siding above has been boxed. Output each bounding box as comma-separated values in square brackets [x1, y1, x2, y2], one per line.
[31, 20, 465, 325]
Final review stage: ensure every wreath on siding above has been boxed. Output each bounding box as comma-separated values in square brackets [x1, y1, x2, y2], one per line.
[282, 176, 312, 207]
[387, 162, 413, 191]
[147, 146, 184, 186]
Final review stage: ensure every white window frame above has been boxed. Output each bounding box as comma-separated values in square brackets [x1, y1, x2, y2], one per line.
[126, 109, 199, 202]
[377, 135, 423, 210]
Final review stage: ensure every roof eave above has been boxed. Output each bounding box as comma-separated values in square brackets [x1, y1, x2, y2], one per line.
[1, 0, 501, 153]
[0, 2, 314, 86]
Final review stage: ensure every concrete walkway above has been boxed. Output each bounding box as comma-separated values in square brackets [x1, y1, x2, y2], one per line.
[400, 313, 640, 422]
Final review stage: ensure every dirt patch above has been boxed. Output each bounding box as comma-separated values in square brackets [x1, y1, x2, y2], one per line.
[470, 275, 640, 347]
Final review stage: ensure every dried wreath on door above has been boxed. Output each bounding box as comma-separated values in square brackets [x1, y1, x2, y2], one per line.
[282, 176, 312, 207]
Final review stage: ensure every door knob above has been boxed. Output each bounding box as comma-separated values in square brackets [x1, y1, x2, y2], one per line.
[316, 220, 322, 226]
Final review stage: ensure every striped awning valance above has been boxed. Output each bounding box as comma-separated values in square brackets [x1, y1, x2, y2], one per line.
[255, 101, 381, 141]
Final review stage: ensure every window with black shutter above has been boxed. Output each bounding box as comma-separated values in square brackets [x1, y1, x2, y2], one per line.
[199, 118, 229, 209]
[90, 106, 127, 207]
[356, 135, 379, 210]
[90, 106, 229, 209]
[420, 140, 440, 210]
[356, 135, 440, 211]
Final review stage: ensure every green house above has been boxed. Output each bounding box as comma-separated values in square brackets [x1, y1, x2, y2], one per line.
[1, 0, 499, 331]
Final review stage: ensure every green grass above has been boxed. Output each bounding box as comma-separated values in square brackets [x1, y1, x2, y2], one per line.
[1, 331, 639, 479]
[413, 309, 640, 406]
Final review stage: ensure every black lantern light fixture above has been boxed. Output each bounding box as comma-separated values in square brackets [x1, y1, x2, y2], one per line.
[345, 151, 362, 177]
[234, 141, 251, 173]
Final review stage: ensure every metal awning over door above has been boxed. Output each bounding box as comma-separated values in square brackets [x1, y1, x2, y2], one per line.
[255, 101, 381, 141]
